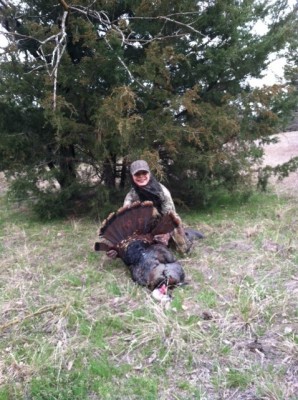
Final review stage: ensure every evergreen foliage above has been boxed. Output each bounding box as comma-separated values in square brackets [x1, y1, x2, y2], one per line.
[0, 0, 297, 216]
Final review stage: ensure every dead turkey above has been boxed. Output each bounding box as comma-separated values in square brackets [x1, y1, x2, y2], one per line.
[94, 201, 188, 291]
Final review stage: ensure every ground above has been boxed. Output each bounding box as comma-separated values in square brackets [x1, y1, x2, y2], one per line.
[262, 131, 298, 196]
[0, 132, 297, 399]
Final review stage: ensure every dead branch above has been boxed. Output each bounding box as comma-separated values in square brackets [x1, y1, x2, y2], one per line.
[0, 2, 206, 100]
[58, 0, 69, 12]
[51, 10, 68, 110]
[0, 304, 65, 332]
[129, 15, 207, 38]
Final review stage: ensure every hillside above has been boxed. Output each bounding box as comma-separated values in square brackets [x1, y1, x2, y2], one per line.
[262, 131, 298, 196]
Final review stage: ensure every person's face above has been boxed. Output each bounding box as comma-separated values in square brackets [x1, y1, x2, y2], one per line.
[132, 170, 150, 187]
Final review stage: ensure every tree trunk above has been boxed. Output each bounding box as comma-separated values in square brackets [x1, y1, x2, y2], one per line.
[119, 158, 128, 189]
[57, 144, 77, 188]
[103, 155, 116, 188]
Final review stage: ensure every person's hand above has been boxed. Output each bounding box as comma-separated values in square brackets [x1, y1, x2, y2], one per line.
[175, 215, 183, 226]
[106, 249, 118, 259]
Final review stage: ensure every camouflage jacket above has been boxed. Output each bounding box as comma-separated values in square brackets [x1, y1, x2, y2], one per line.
[123, 183, 176, 216]
[123, 184, 191, 253]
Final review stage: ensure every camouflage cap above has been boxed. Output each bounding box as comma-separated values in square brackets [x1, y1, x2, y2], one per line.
[130, 160, 150, 175]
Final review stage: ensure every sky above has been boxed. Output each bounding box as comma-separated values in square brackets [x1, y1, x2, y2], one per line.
[249, 59, 287, 87]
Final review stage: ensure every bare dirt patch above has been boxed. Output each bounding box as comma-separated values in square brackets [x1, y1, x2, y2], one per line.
[262, 131, 298, 196]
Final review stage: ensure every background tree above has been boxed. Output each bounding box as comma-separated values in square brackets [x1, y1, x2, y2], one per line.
[0, 0, 297, 217]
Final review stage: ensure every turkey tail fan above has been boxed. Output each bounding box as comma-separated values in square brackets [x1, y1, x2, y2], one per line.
[98, 201, 157, 245]
[94, 238, 114, 252]
[150, 211, 180, 236]
[95, 242, 111, 252]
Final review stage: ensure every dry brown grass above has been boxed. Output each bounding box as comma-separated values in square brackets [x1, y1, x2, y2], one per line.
[0, 170, 297, 399]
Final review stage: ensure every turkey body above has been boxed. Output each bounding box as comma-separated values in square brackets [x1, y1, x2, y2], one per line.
[94, 201, 189, 290]
[122, 241, 185, 290]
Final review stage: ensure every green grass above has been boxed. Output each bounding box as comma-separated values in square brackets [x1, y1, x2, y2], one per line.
[0, 188, 297, 399]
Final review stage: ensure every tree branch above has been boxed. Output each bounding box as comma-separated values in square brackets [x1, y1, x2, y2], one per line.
[58, 0, 69, 12]
[51, 10, 68, 110]
[128, 15, 207, 38]
[0, 3, 206, 95]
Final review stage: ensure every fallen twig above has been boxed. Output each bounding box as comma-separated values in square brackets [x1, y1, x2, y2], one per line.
[0, 304, 65, 332]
